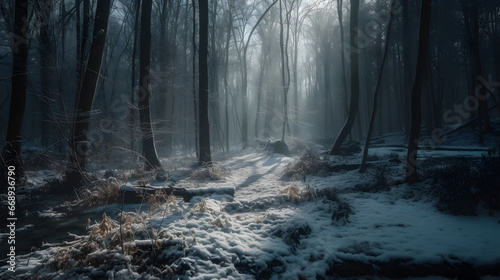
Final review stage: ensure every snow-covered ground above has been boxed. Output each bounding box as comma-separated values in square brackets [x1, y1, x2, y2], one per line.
[1, 130, 500, 279]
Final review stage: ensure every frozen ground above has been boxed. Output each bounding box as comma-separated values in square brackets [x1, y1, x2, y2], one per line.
[1, 127, 500, 279]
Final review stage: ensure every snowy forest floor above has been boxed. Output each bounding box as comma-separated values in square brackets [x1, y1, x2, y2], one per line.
[1, 121, 500, 279]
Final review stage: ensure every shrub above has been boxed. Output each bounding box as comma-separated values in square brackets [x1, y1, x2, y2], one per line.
[353, 167, 388, 193]
[282, 148, 329, 180]
[273, 222, 312, 253]
[315, 187, 353, 225]
[433, 161, 478, 215]
[475, 154, 500, 210]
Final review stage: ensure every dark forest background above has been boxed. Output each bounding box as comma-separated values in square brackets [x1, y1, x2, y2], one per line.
[1, 0, 499, 186]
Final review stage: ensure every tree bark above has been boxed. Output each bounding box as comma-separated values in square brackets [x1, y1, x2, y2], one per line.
[279, 0, 290, 142]
[337, 0, 350, 139]
[198, 0, 212, 165]
[193, 0, 199, 158]
[139, 0, 162, 170]
[224, 0, 234, 152]
[66, 0, 111, 186]
[359, 0, 396, 173]
[329, 0, 359, 155]
[130, 0, 141, 158]
[38, 0, 53, 148]
[2, 0, 29, 185]
[405, 0, 432, 184]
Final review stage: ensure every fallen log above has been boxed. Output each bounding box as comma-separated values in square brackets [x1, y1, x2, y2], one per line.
[118, 185, 235, 203]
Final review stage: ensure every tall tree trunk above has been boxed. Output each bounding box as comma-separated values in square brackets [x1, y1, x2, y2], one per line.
[198, 0, 212, 164]
[66, 0, 111, 186]
[337, 0, 350, 140]
[2, 0, 29, 185]
[38, 0, 53, 149]
[463, 1, 491, 142]
[360, 0, 396, 173]
[139, 0, 162, 170]
[76, 0, 81, 83]
[76, 0, 90, 88]
[405, 0, 432, 184]
[279, 0, 290, 142]
[130, 0, 141, 158]
[329, 0, 359, 155]
[224, 0, 233, 152]
[255, 43, 270, 138]
[157, 0, 171, 155]
[193, 0, 199, 158]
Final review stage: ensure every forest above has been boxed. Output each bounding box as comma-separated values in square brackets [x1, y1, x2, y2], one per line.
[0, 0, 500, 279]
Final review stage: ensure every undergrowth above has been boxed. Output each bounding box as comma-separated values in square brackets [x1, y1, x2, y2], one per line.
[189, 163, 230, 181]
[431, 153, 500, 215]
[282, 148, 330, 180]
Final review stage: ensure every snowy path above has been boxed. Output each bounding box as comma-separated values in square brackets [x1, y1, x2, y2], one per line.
[222, 152, 293, 201]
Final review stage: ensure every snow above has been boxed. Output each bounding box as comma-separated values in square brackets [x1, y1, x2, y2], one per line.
[1, 136, 500, 279]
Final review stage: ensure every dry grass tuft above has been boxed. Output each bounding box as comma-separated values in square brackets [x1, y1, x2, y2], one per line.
[148, 190, 177, 211]
[282, 149, 330, 180]
[50, 212, 123, 270]
[280, 184, 311, 198]
[189, 163, 230, 181]
[191, 199, 207, 213]
[93, 213, 114, 236]
[81, 178, 121, 207]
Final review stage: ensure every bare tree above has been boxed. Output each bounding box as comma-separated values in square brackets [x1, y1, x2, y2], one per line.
[279, 0, 291, 141]
[37, 0, 53, 148]
[234, 0, 278, 146]
[193, 0, 199, 158]
[138, 0, 162, 170]
[199, 0, 212, 164]
[329, 0, 360, 155]
[1, 0, 29, 185]
[130, 0, 141, 158]
[360, 0, 396, 173]
[66, 0, 111, 186]
[406, 0, 432, 184]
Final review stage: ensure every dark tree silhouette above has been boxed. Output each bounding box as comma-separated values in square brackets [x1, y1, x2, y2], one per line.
[198, 0, 212, 165]
[130, 0, 141, 157]
[38, 0, 53, 148]
[360, 0, 396, 173]
[139, 0, 162, 170]
[329, 0, 359, 155]
[406, 0, 432, 184]
[1, 0, 29, 185]
[193, 0, 199, 159]
[66, 0, 111, 186]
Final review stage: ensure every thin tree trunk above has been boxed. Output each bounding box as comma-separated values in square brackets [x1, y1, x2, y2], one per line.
[360, 0, 396, 173]
[192, 0, 199, 158]
[406, 0, 432, 184]
[38, 0, 53, 149]
[337, 0, 350, 140]
[130, 0, 141, 158]
[139, 0, 162, 170]
[198, 0, 212, 164]
[279, 0, 290, 142]
[76, 0, 81, 83]
[224, 0, 233, 152]
[329, 0, 359, 155]
[66, 0, 111, 186]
